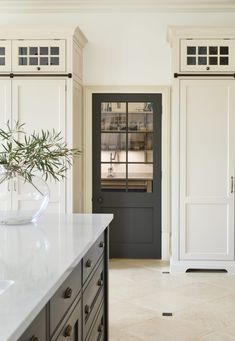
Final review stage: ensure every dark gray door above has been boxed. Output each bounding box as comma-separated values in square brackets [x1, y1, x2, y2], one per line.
[92, 93, 162, 258]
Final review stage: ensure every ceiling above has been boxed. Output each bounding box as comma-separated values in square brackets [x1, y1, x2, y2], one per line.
[0, 0, 235, 13]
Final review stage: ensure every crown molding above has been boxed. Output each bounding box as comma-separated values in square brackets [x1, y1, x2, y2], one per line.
[0, 0, 235, 13]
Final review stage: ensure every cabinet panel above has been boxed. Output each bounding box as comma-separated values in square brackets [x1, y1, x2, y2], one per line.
[54, 299, 82, 341]
[83, 259, 104, 339]
[12, 40, 66, 72]
[85, 303, 104, 341]
[18, 307, 46, 341]
[12, 79, 66, 214]
[0, 80, 11, 212]
[50, 262, 82, 337]
[179, 79, 235, 260]
[82, 233, 104, 284]
[180, 39, 235, 72]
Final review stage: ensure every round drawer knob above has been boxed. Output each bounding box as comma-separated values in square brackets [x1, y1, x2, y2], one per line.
[97, 279, 103, 287]
[37, 67, 41, 71]
[64, 324, 72, 337]
[98, 324, 104, 333]
[64, 287, 73, 299]
[99, 241, 104, 248]
[30, 336, 39, 341]
[206, 66, 210, 70]
[85, 304, 91, 315]
[85, 259, 92, 268]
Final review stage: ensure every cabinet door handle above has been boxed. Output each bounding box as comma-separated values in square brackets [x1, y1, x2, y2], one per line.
[64, 287, 73, 299]
[99, 241, 104, 248]
[29, 336, 39, 341]
[98, 324, 104, 333]
[64, 324, 72, 337]
[85, 304, 91, 315]
[97, 278, 103, 287]
[231, 176, 234, 194]
[85, 259, 92, 268]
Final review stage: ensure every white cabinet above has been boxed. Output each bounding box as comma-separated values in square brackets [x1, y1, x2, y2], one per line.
[179, 79, 235, 261]
[180, 39, 235, 72]
[0, 27, 87, 214]
[0, 41, 11, 72]
[12, 40, 66, 73]
[12, 79, 66, 213]
[168, 27, 235, 272]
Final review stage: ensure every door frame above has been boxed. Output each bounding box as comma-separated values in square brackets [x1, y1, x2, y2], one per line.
[83, 85, 171, 260]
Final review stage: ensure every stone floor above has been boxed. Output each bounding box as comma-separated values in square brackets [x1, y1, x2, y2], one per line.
[109, 259, 235, 340]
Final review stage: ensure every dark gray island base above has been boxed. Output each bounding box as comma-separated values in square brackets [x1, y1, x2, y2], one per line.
[19, 229, 109, 341]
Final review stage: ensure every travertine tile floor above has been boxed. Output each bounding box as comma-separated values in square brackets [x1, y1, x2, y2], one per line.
[109, 259, 235, 341]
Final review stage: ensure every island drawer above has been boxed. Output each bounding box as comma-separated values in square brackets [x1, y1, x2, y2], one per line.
[50, 262, 82, 336]
[83, 232, 105, 284]
[83, 258, 104, 338]
[86, 303, 104, 341]
[18, 307, 46, 341]
[52, 298, 82, 341]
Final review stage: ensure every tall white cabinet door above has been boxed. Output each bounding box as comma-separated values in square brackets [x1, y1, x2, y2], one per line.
[0, 80, 11, 211]
[0, 79, 11, 125]
[12, 79, 66, 214]
[180, 79, 235, 260]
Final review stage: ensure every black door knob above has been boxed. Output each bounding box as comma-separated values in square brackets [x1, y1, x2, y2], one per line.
[97, 196, 104, 204]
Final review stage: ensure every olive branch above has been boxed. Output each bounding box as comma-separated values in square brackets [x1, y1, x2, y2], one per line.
[0, 121, 81, 186]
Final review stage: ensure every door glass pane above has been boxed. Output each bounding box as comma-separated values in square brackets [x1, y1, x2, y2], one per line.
[0, 57, 5, 65]
[101, 102, 126, 131]
[101, 163, 126, 192]
[101, 133, 126, 162]
[128, 164, 153, 193]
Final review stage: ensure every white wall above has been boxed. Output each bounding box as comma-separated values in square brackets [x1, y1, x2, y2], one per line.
[0, 12, 235, 85]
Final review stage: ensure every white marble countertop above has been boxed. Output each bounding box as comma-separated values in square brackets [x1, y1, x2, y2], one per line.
[0, 213, 113, 341]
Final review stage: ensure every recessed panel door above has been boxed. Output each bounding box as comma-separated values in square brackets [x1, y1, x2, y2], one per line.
[0, 79, 11, 212]
[93, 93, 162, 258]
[180, 79, 235, 260]
[12, 79, 66, 214]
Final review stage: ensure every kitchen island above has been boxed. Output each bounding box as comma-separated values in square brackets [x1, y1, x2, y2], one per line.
[0, 213, 113, 341]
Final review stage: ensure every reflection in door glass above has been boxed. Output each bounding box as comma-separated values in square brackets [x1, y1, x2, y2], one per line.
[101, 133, 126, 162]
[128, 164, 153, 193]
[101, 163, 127, 192]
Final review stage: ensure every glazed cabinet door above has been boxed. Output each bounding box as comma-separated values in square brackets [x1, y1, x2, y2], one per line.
[179, 79, 235, 260]
[0, 80, 11, 213]
[12, 40, 66, 73]
[11, 78, 66, 214]
[0, 41, 11, 72]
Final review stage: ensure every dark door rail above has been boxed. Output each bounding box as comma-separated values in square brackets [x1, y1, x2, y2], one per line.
[174, 72, 235, 78]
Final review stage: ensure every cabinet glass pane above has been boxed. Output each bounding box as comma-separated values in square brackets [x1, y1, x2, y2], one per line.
[40, 47, 48, 55]
[0, 57, 5, 65]
[50, 47, 59, 55]
[29, 57, 38, 65]
[101, 133, 126, 162]
[18, 57, 27, 65]
[29, 47, 38, 55]
[220, 46, 229, 55]
[19, 47, 27, 55]
[40, 57, 48, 65]
[198, 46, 207, 55]
[50, 57, 59, 65]
[0, 47, 5, 55]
